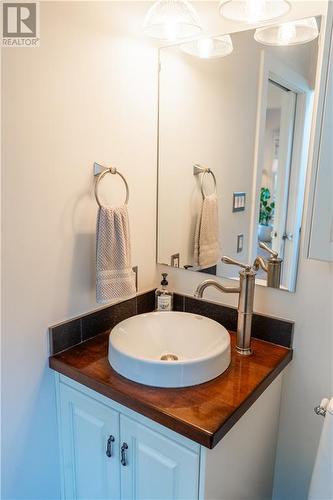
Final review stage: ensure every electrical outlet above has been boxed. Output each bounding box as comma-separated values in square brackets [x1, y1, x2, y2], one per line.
[170, 253, 180, 267]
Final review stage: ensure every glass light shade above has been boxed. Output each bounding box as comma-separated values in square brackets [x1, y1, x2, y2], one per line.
[143, 0, 202, 41]
[254, 17, 319, 46]
[180, 35, 234, 59]
[219, 0, 290, 24]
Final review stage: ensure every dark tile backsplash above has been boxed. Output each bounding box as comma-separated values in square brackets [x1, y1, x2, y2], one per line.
[137, 289, 155, 314]
[50, 293, 139, 355]
[173, 293, 185, 312]
[184, 296, 238, 332]
[81, 297, 137, 341]
[49, 289, 294, 355]
[251, 313, 294, 348]
[50, 317, 82, 355]
[179, 296, 293, 347]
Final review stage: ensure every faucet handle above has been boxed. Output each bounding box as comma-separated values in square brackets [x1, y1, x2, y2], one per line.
[258, 242, 278, 259]
[221, 256, 252, 271]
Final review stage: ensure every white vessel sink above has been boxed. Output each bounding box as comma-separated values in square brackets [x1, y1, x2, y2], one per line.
[108, 311, 231, 388]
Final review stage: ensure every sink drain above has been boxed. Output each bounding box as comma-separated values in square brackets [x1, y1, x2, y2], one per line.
[160, 353, 178, 361]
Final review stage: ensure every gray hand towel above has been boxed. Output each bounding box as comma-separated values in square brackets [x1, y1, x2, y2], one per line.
[96, 205, 136, 304]
[194, 193, 220, 268]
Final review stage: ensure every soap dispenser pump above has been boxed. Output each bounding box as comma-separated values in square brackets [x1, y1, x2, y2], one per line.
[155, 273, 173, 311]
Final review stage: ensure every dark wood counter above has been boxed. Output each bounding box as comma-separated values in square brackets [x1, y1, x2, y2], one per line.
[49, 332, 292, 448]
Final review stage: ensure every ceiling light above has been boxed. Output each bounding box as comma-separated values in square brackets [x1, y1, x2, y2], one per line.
[254, 17, 319, 46]
[219, 0, 290, 24]
[180, 35, 234, 59]
[143, 0, 202, 41]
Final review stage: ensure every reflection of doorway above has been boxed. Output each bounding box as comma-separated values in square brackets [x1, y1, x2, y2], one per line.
[258, 80, 297, 265]
[251, 54, 313, 290]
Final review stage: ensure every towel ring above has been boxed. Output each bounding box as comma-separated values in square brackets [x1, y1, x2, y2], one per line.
[94, 167, 129, 208]
[193, 164, 217, 199]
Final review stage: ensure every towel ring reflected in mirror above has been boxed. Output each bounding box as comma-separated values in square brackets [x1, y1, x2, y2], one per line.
[193, 164, 217, 199]
[94, 164, 129, 208]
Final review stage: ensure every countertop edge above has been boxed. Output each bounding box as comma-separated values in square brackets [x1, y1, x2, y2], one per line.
[49, 347, 292, 449]
[211, 348, 293, 447]
[49, 356, 214, 446]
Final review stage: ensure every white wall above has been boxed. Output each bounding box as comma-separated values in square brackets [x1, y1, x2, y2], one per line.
[2, 1, 331, 500]
[1, 3, 157, 498]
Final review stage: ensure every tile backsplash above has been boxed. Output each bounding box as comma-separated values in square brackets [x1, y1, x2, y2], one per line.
[49, 289, 293, 356]
[49, 290, 155, 355]
[174, 294, 294, 348]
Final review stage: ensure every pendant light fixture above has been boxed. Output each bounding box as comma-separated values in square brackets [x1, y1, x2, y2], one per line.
[219, 0, 290, 24]
[143, 0, 202, 41]
[180, 35, 234, 59]
[254, 17, 319, 46]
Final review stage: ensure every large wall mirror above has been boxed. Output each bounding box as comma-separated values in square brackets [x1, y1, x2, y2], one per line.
[157, 21, 321, 292]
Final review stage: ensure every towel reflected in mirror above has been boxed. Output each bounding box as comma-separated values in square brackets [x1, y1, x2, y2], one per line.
[194, 193, 220, 268]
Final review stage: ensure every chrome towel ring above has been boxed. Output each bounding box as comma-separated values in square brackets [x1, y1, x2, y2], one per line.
[94, 162, 129, 208]
[193, 164, 217, 199]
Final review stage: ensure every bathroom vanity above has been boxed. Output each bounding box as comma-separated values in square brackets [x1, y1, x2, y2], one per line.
[50, 299, 292, 500]
[47, 5, 332, 497]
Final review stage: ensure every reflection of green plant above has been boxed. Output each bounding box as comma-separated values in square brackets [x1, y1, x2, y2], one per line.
[259, 187, 275, 226]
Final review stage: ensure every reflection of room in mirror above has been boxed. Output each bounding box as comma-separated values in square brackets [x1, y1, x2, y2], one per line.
[257, 81, 297, 281]
[157, 23, 319, 292]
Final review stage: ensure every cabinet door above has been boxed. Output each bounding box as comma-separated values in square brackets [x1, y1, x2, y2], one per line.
[120, 415, 199, 500]
[59, 384, 120, 500]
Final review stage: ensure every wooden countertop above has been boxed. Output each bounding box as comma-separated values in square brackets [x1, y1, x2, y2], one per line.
[49, 332, 292, 449]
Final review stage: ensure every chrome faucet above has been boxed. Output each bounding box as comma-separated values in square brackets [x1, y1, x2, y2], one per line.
[253, 242, 283, 289]
[194, 245, 283, 356]
[194, 258, 255, 355]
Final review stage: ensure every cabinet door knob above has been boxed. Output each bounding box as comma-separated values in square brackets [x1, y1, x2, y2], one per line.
[121, 442, 128, 466]
[106, 435, 115, 458]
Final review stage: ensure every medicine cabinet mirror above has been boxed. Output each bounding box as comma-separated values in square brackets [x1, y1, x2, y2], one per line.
[157, 21, 321, 292]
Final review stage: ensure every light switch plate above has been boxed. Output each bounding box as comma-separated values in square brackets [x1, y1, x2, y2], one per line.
[233, 192, 246, 212]
[237, 234, 244, 253]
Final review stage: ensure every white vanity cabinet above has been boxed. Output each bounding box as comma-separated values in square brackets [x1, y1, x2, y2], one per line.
[120, 415, 199, 500]
[56, 373, 283, 500]
[58, 379, 200, 500]
[59, 384, 121, 499]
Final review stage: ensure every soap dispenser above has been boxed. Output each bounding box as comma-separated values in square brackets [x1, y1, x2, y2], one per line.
[155, 273, 173, 311]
